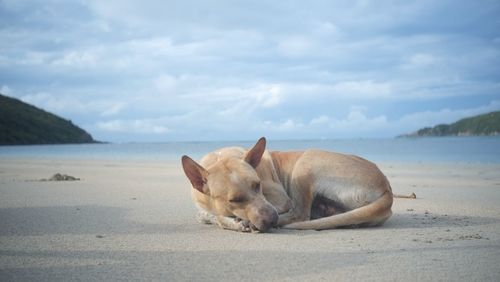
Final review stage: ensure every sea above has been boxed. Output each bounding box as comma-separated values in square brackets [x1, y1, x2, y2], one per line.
[1, 137, 500, 164]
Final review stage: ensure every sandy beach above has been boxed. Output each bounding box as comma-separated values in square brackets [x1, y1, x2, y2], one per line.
[0, 158, 499, 281]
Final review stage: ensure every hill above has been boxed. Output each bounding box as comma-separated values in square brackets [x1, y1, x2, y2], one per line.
[399, 111, 500, 137]
[0, 94, 98, 145]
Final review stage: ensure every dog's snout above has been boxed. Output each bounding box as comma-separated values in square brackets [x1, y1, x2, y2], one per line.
[269, 210, 279, 228]
[253, 207, 278, 232]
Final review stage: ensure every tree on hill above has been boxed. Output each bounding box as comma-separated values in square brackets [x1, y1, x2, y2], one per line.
[0, 94, 98, 145]
[400, 111, 500, 137]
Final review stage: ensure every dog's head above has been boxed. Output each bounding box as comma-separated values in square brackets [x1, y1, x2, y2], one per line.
[181, 137, 278, 232]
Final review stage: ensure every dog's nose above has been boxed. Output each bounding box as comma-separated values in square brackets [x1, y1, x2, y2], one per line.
[255, 209, 278, 232]
[271, 210, 278, 227]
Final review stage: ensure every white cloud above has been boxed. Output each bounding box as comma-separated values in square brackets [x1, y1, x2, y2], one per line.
[342, 108, 388, 128]
[252, 101, 500, 139]
[17, 91, 128, 118]
[19, 51, 51, 65]
[179, 82, 284, 112]
[302, 102, 500, 138]
[20, 92, 81, 113]
[256, 80, 395, 103]
[409, 53, 437, 66]
[96, 119, 170, 134]
[398, 100, 500, 130]
[52, 51, 97, 68]
[279, 119, 303, 131]
[154, 74, 178, 92]
[277, 36, 314, 57]
[259, 119, 305, 132]
[309, 107, 388, 133]
[310, 115, 330, 126]
[255, 84, 282, 107]
[0, 0, 27, 12]
[401, 53, 440, 70]
[312, 21, 340, 37]
[100, 103, 126, 117]
[1, 85, 12, 95]
[2, 1, 500, 142]
[331, 80, 393, 99]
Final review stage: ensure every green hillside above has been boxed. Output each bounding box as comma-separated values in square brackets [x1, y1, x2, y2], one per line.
[400, 111, 500, 137]
[0, 94, 97, 145]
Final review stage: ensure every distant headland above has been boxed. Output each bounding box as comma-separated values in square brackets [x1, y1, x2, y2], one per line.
[399, 111, 500, 138]
[0, 93, 99, 145]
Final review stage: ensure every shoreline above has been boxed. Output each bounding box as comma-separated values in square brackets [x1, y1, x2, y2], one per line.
[1, 158, 499, 281]
[2, 154, 500, 166]
[1, 137, 500, 164]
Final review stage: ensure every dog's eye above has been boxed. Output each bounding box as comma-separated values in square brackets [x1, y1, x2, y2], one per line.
[229, 196, 246, 203]
[252, 182, 261, 192]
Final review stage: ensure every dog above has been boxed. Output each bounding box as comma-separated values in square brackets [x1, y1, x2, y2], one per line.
[181, 137, 393, 232]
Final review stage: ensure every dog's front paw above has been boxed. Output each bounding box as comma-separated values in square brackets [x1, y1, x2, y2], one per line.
[237, 219, 261, 233]
[235, 218, 252, 232]
[197, 210, 217, 225]
[215, 216, 252, 232]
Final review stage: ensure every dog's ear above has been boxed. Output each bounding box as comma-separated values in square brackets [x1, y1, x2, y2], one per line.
[181, 155, 210, 195]
[245, 137, 266, 168]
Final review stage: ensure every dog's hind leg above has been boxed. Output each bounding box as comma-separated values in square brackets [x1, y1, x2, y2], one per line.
[262, 181, 293, 214]
[283, 191, 393, 230]
[277, 178, 314, 226]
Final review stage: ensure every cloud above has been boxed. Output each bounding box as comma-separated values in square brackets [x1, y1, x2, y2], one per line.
[312, 21, 340, 37]
[100, 103, 126, 117]
[331, 80, 393, 99]
[51, 50, 97, 68]
[310, 115, 330, 126]
[302, 101, 500, 138]
[19, 92, 87, 113]
[260, 119, 305, 132]
[0, 85, 12, 95]
[305, 107, 389, 137]
[397, 100, 500, 130]
[404, 53, 439, 68]
[96, 119, 170, 134]
[17, 91, 127, 118]
[254, 84, 282, 108]
[154, 74, 178, 92]
[179, 82, 284, 112]
[2, 1, 500, 142]
[277, 36, 314, 57]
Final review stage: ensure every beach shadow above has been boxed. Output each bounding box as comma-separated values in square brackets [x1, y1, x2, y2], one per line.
[1, 206, 499, 280]
[262, 211, 500, 236]
[1, 243, 498, 281]
[0, 205, 196, 236]
[382, 212, 499, 230]
[0, 248, 366, 281]
[1, 205, 497, 237]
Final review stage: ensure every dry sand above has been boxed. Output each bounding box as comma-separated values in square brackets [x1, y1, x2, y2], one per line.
[0, 158, 499, 281]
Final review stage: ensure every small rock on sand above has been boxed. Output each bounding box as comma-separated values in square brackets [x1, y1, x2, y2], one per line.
[41, 173, 80, 181]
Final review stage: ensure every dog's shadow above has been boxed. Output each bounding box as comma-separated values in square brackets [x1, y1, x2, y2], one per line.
[268, 211, 499, 235]
[374, 211, 497, 230]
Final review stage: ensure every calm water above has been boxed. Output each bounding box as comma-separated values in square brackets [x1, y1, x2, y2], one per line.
[1, 137, 500, 163]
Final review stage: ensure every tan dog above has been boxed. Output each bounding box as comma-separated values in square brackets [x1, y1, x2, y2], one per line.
[181, 137, 393, 232]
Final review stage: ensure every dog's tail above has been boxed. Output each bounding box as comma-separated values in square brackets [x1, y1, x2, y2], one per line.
[282, 191, 393, 230]
[393, 192, 416, 199]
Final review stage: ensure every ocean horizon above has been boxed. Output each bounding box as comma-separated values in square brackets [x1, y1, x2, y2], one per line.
[1, 136, 500, 164]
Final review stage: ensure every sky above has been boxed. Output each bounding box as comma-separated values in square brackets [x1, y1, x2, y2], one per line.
[1, 0, 500, 142]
